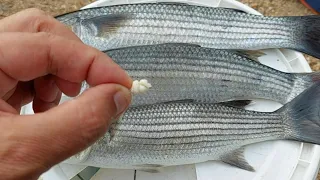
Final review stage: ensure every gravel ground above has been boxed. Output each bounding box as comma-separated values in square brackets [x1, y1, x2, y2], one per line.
[0, 0, 95, 18]
[1, 0, 320, 179]
[240, 0, 313, 16]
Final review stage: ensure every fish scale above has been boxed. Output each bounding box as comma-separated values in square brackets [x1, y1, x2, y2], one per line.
[111, 132, 282, 145]
[118, 116, 280, 125]
[125, 64, 291, 87]
[69, 100, 290, 169]
[91, 43, 315, 106]
[114, 123, 283, 132]
[58, 3, 320, 171]
[111, 48, 291, 83]
[56, 2, 320, 57]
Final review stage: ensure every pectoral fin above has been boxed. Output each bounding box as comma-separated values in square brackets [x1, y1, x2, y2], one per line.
[66, 146, 92, 163]
[221, 147, 255, 172]
[219, 100, 252, 109]
[82, 14, 129, 37]
[136, 168, 160, 173]
[135, 164, 163, 173]
[235, 50, 266, 62]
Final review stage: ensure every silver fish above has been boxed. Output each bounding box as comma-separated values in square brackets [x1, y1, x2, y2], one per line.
[56, 2, 320, 58]
[66, 82, 320, 172]
[93, 43, 318, 106]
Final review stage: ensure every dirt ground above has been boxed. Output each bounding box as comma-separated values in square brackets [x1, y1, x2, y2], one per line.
[1, 0, 320, 179]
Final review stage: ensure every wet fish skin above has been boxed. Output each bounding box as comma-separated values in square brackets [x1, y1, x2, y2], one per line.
[56, 3, 320, 58]
[65, 82, 320, 171]
[91, 43, 317, 106]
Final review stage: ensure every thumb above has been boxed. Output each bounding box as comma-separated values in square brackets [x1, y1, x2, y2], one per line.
[0, 84, 131, 179]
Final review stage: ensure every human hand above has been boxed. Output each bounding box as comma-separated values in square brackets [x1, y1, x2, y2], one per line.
[0, 8, 132, 180]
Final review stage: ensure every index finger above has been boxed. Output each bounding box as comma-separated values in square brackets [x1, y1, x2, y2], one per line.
[0, 32, 132, 90]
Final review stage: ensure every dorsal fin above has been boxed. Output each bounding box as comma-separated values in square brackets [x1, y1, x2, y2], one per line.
[221, 147, 255, 172]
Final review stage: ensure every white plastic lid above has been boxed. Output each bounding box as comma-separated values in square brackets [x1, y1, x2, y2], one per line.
[31, 0, 320, 179]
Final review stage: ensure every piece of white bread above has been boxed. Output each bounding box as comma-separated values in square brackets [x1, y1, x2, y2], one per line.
[131, 79, 152, 94]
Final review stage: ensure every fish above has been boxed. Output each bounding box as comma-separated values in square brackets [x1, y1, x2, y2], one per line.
[56, 2, 320, 59]
[81, 43, 320, 106]
[65, 81, 320, 172]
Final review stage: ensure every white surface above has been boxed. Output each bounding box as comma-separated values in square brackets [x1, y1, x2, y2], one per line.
[135, 165, 197, 180]
[27, 0, 320, 179]
[91, 169, 135, 180]
[40, 164, 87, 180]
[90, 165, 197, 180]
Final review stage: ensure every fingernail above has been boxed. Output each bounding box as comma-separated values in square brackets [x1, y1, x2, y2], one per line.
[113, 89, 130, 117]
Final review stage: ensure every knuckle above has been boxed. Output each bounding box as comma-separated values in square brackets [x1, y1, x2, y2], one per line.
[34, 32, 57, 74]
[32, 16, 50, 33]
[23, 9, 51, 33]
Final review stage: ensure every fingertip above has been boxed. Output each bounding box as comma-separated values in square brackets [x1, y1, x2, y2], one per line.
[113, 85, 132, 118]
[40, 83, 131, 143]
[86, 52, 133, 90]
[72, 83, 132, 129]
[123, 70, 133, 89]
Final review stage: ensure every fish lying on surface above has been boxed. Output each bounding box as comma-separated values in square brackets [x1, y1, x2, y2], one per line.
[56, 2, 320, 58]
[65, 82, 320, 172]
[79, 43, 319, 106]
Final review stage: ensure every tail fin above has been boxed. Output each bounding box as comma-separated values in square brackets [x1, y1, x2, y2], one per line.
[294, 16, 320, 59]
[282, 82, 320, 144]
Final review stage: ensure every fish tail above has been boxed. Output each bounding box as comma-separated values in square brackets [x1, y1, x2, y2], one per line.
[280, 82, 320, 144]
[292, 16, 320, 58]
